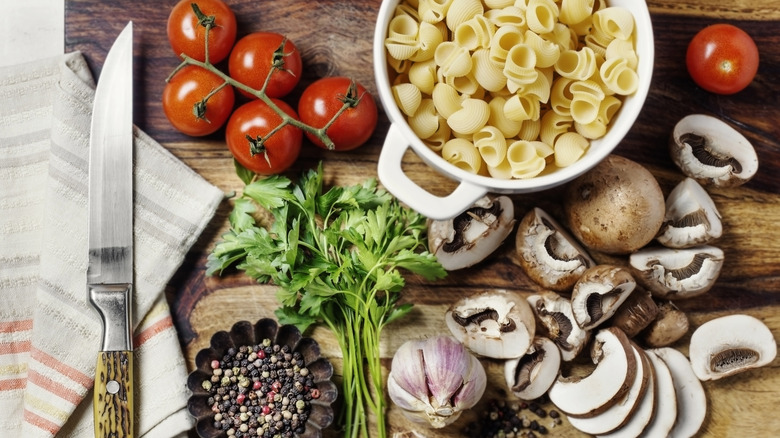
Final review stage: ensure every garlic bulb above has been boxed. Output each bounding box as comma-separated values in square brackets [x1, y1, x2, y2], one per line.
[387, 335, 487, 428]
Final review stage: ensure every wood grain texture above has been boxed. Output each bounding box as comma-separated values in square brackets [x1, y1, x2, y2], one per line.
[64, 1, 780, 437]
[94, 351, 134, 438]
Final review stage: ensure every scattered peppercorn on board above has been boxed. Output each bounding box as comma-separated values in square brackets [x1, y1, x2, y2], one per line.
[66, 0, 780, 436]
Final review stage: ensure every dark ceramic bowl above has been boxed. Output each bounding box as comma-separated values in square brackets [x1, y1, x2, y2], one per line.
[187, 318, 338, 438]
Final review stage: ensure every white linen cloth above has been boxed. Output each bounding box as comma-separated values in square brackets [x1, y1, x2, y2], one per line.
[0, 51, 224, 437]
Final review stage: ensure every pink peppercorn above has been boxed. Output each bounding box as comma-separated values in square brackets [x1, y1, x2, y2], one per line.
[236, 393, 246, 405]
[210, 360, 220, 369]
[262, 405, 271, 415]
[252, 381, 262, 390]
[310, 388, 320, 399]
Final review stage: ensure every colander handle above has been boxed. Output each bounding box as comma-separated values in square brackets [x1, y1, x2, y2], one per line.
[377, 123, 487, 220]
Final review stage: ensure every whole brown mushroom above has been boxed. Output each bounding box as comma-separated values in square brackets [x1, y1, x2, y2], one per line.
[563, 155, 665, 255]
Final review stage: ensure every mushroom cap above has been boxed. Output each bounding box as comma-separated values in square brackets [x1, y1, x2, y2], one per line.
[689, 314, 777, 381]
[548, 327, 637, 417]
[515, 207, 596, 292]
[567, 344, 651, 434]
[657, 177, 723, 249]
[629, 245, 724, 299]
[609, 286, 659, 338]
[563, 155, 665, 255]
[670, 114, 759, 187]
[571, 265, 637, 331]
[640, 301, 689, 348]
[445, 289, 536, 359]
[527, 291, 591, 361]
[651, 347, 707, 438]
[428, 195, 516, 271]
[504, 336, 561, 400]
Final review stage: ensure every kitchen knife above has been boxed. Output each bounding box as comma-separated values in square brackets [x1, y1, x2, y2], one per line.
[87, 21, 135, 438]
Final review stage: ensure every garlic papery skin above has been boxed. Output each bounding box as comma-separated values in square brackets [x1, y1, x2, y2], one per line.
[387, 335, 487, 428]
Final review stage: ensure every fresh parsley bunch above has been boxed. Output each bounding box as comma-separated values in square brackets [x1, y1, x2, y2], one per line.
[207, 163, 447, 438]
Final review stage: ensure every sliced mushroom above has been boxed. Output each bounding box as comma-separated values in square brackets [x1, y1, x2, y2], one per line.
[563, 155, 665, 255]
[445, 289, 535, 359]
[567, 344, 651, 434]
[656, 177, 723, 248]
[670, 114, 759, 187]
[640, 301, 689, 348]
[652, 347, 707, 438]
[547, 327, 637, 418]
[527, 291, 590, 361]
[596, 351, 656, 438]
[428, 195, 516, 271]
[571, 265, 637, 331]
[610, 286, 659, 338]
[640, 349, 678, 438]
[689, 314, 777, 381]
[629, 245, 724, 299]
[504, 336, 561, 401]
[515, 207, 595, 292]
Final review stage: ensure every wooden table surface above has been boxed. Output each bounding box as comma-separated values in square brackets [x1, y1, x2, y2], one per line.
[65, 1, 779, 436]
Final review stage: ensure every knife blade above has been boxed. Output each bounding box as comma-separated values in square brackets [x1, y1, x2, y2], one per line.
[87, 21, 135, 438]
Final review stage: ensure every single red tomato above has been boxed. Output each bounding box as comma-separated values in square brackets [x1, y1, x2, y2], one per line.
[228, 32, 303, 99]
[167, 0, 237, 63]
[225, 99, 303, 175]
[162, 65, 235, 136]
[298, 77, 378, 151]
[686, 23, 759, 95]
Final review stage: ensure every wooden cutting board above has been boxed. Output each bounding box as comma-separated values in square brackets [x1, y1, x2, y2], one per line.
[66, 1, 780, 436]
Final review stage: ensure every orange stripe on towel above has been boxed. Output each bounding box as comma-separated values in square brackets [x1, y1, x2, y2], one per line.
[28, 370, 83, 405]
[134, 315, 174, 348]
[0, 319, 34, 333]
[30, 348, 91, 389]
[23, 409, 61, 436]
[0, 340, 31, 355]
[0, 378, 26, 391]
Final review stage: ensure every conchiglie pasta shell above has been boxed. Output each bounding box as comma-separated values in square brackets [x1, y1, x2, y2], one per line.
[387, 55, 412, 74]
[543, 22, 578, 51]
[559, 0, 595, 26]
[550, 76, 575, 116]
[517, 118, 542, 141]
[504, 44, 538, 85]
[394, 3, 420, 22]
[485, 0, 515, 8]
[408, 59, 438, 94]
[386, 37, 420, 61]
[569, 80, 604, 124]
[424, 118, 452, 152]
[554, 47, 598, 80]
[441, 137, 483, 174]
[504, 93, 540, 122]
[507, 140, 547, 178]
[593, 6, 634, 40]
[574, 118, 607, 139]
[514, 67, 552, 103]
[584, 28, 612, 57]
[599, 56, 638, 95]
[523, 30, 561, 68]
[531, 140, 555, 158]
[484, 6, 527, 28]
[525, 0, 559, 34]
[488, 96, 524, 138]
[454, 15, 495, 50]
[388, 14, 419, 40]
[597, 94, 622, 125]
[554, 131, 589, 167]
[487, 157, 514, 179]
[605, 38, 637, 69]
[472, 49, 508, 92]
[410, 22, 445, 62]
[445, 71, 481, 95]
[489, 25, 525, 65]
[434, 41, 472, 77]
[473, 126, 508, 167]
[447, 98, 491, 135]
[419, 0, 455, 23]
[445, 0, 484, 31]
[408, 99, 440, 139]
[540, 110, 573, 146]
[432, 82, 462, 119]
[392, 83, 423, 117]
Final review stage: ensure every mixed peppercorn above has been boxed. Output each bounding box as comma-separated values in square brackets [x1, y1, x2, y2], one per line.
[202, 339, 320, 438]
[461, 397, 563, 438]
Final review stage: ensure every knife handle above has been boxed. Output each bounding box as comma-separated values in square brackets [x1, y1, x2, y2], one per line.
[94, 350, 134, 438]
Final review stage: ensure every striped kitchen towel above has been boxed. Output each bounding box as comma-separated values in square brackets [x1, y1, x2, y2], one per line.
[0, 52, 224, 437]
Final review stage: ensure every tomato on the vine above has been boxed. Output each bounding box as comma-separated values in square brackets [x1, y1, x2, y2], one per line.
[686, 24, 759, 95]
[298, 77, 378, 151]
[167, 0, 237, 64]
[228, 32, 303, 99]
[226, 99, 303, 175]
[162, 65, 235, 137]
